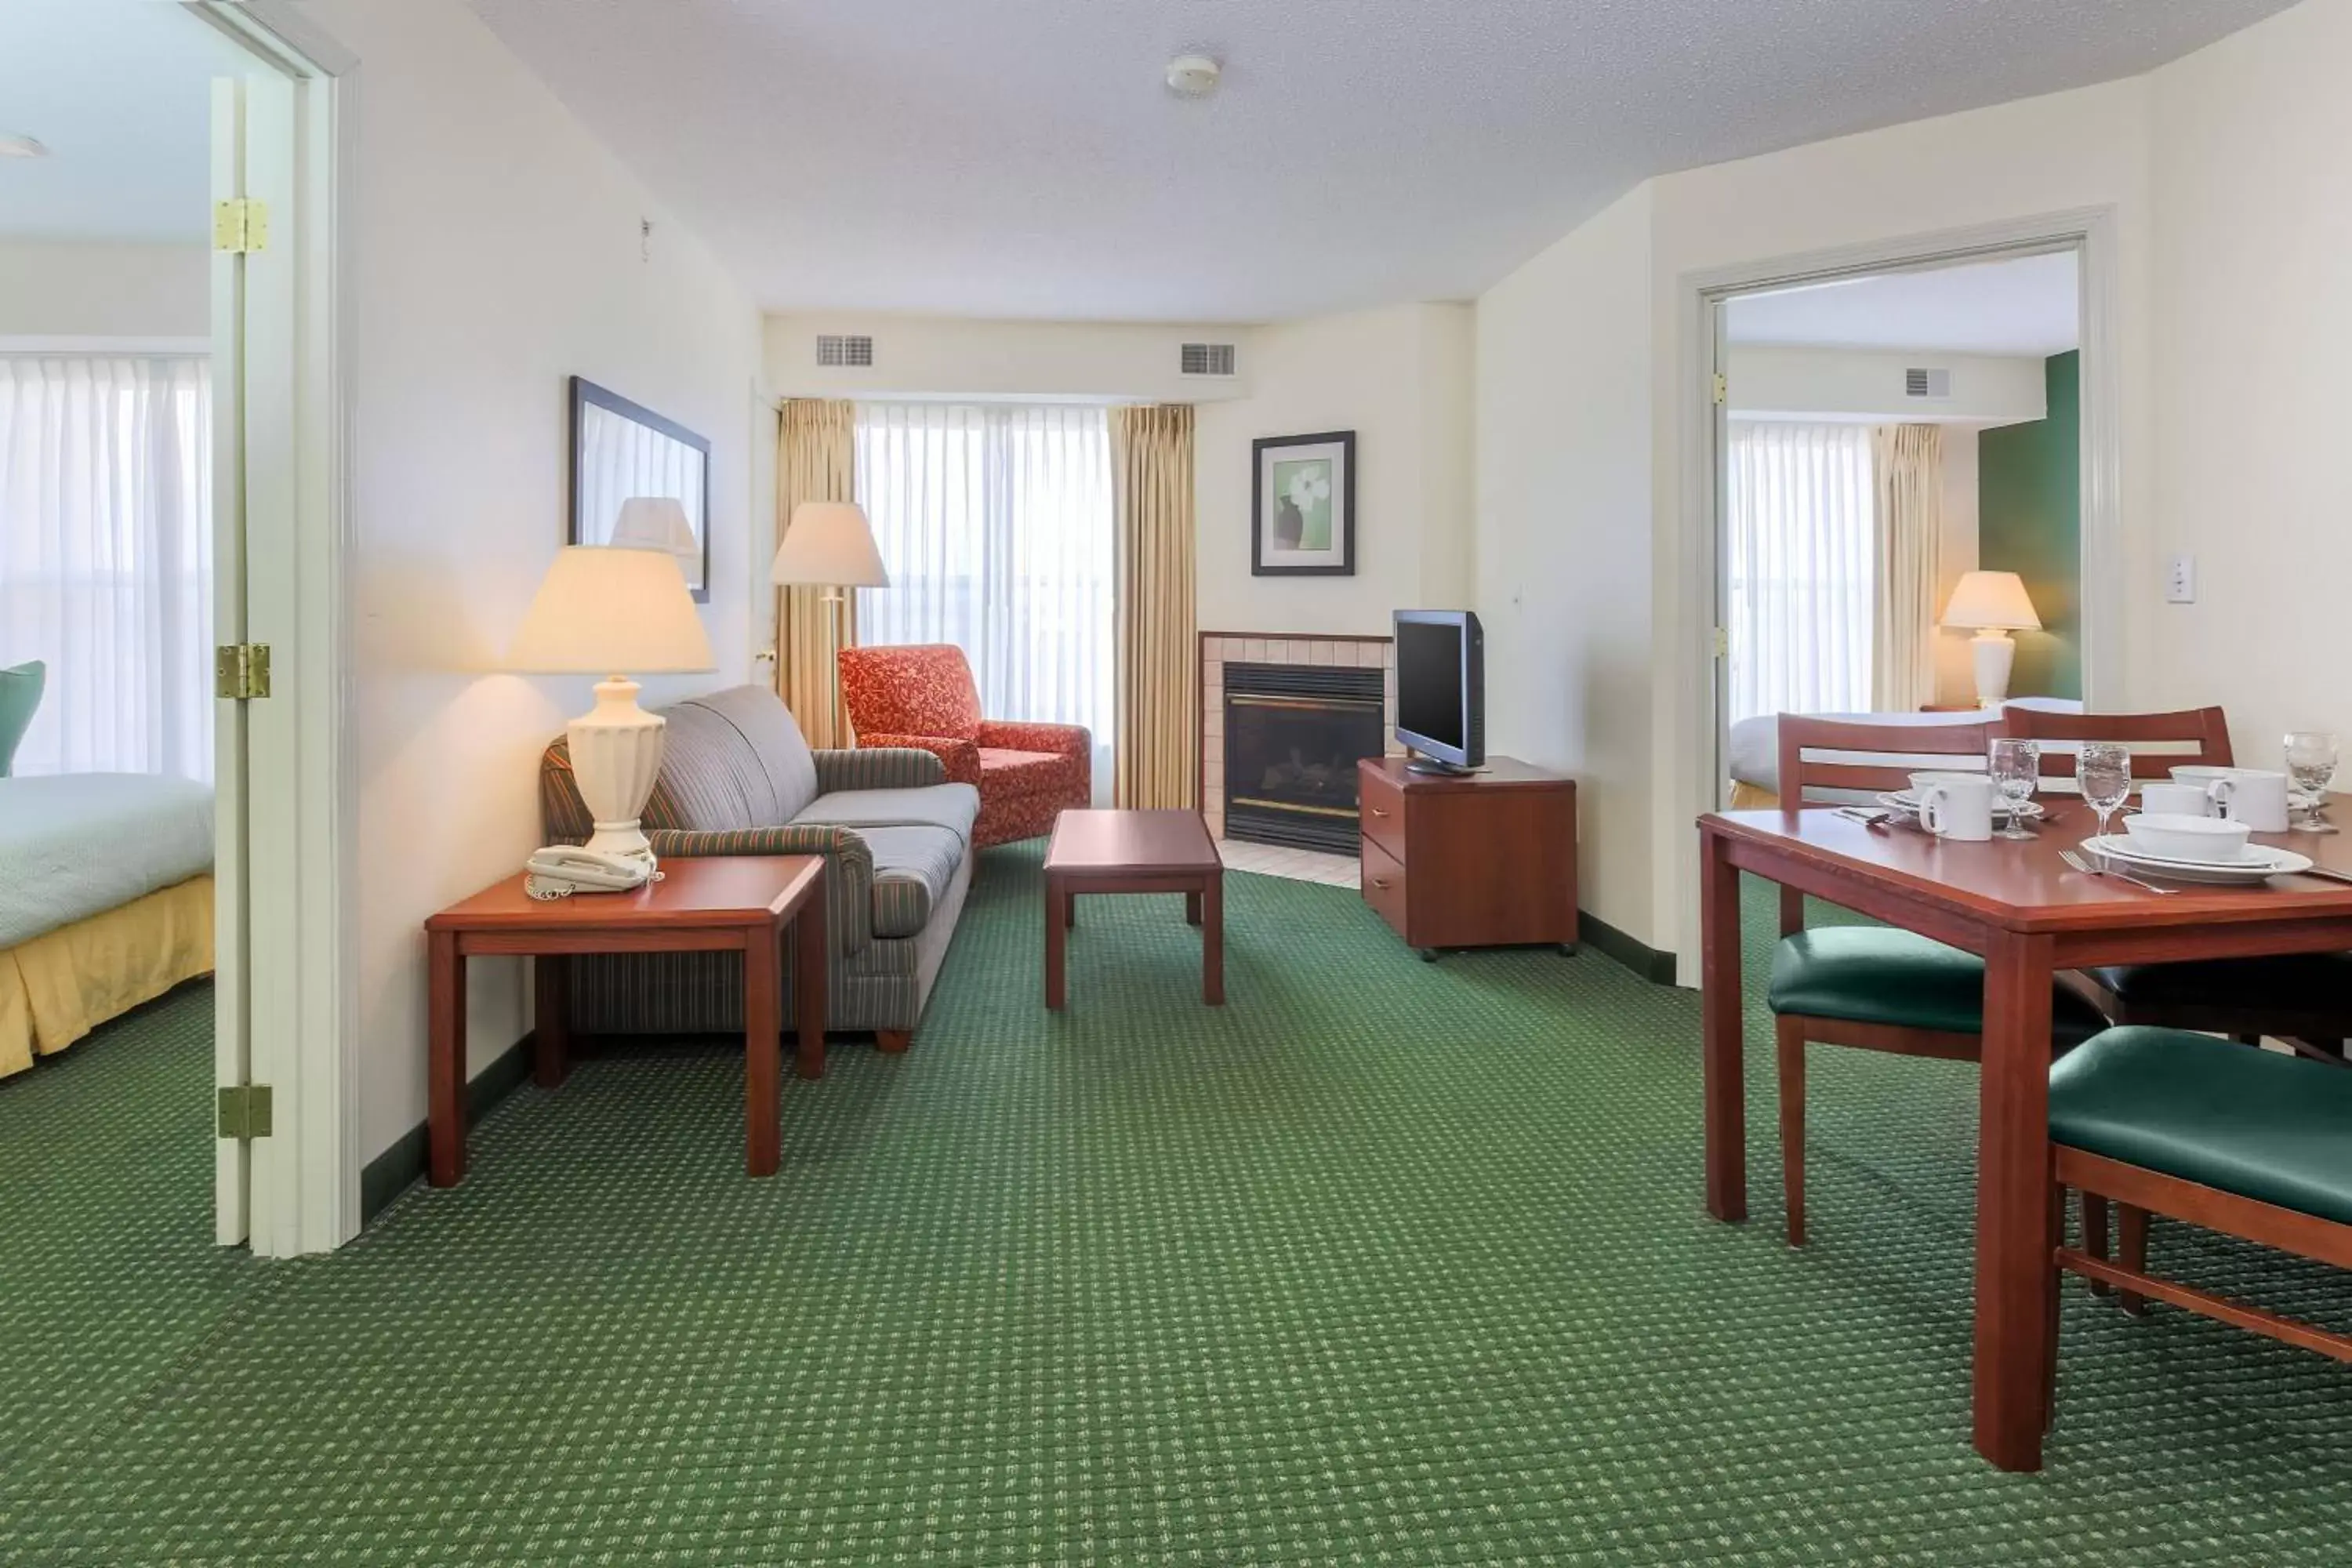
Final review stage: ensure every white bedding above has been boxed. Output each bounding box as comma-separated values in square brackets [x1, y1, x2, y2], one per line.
[1727, 699, 2084, 795]
[0, 774, 214, 948]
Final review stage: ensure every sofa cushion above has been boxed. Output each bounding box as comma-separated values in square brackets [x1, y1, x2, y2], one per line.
[648, 685, 820, 831]
[838, 644, 985, 741]
[792, 782, 982, 847]
[857, 825, 967, 938]
[1771, 926, 2108, 1043]
[2050, 1026, 2352, 1226]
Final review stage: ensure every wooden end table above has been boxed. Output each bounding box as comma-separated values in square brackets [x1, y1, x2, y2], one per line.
[1044, 808, 1224, 1009]
[424, 855, 826, 1185]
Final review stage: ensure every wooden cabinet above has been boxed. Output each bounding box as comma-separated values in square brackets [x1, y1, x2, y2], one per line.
[1356, 756, 1578, 957]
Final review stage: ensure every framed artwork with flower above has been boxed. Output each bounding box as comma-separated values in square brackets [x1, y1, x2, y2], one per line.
[1250, 430, 1356, 577]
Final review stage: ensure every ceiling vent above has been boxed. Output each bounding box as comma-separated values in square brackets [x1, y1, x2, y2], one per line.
[816, 334, 874, 368]
[1905, 366, 1952, 399]
[1181, 342, 1236, 378]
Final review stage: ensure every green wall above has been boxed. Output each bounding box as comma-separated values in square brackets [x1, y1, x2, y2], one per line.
[1975, 351, 2081, 699]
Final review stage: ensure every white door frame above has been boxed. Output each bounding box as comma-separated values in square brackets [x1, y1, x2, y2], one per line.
[192, 1, 360, 1256]
[1669, 207, 2124, 975]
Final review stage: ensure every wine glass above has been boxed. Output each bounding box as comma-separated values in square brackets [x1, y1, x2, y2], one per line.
[2285, 730, 2339, 834]
[1987, 738, 2042, 840]
[2078, 742, 2132, 846]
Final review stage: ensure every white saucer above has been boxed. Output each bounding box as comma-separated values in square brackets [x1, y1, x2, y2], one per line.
[2081, 833, 2313, 884]
[1880, 790, 2045, 821]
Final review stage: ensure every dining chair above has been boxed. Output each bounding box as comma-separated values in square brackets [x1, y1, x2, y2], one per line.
[2005, 706, 2352, 1066]
[1768, 714, 2113, 1245]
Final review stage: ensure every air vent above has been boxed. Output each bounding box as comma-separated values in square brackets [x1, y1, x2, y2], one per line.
[1181, 342, 1236, 377]
[816, 334, 873, 368]
[1905, 366, 1952, 399]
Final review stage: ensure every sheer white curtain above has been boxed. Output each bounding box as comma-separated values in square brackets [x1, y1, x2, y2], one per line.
[0, 354, 213, 779]
[854, 402, 1115, 789]
[1725, 420, 1875, 724]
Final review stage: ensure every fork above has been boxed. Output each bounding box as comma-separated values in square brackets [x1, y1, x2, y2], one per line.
[2059, 846, 2177, 895]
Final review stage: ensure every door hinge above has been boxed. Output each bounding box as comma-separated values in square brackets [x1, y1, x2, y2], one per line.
[1711, 372, 1729, 406]
[217, 1084, 274, 1141]
[216, 643, 272, 700]
[213, 197, 270, 253]
[1712, 626, 1730, 659]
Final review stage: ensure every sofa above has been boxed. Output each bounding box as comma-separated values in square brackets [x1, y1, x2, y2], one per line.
[538, 684, 979, 1054]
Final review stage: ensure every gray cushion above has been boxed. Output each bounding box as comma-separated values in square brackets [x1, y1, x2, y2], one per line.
[858, 825, 967, 938]
[793, 782, 982, 846]
[654, 685, 820, 830]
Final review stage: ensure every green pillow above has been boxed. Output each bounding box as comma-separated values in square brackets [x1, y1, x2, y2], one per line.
[0, 660, 44, 776]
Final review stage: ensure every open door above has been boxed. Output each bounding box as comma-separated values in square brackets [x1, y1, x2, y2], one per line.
[1707, 296, 1732, 810]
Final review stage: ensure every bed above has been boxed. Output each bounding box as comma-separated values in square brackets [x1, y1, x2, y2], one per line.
[0, 774, 215, 1079]
[1726, 698, 2084, 807]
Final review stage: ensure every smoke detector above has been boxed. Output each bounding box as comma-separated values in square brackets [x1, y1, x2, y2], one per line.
[1165, 54, 1221, 98]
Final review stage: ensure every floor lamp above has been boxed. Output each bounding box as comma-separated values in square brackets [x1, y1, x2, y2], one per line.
[770, 500, 890, 731]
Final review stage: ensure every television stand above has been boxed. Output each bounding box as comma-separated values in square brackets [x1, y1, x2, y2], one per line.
[1403, 753, 1479, 778]
[1357, 756, 1579, 958]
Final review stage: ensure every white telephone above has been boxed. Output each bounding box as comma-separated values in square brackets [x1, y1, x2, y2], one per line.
[524, 845, 659, 901]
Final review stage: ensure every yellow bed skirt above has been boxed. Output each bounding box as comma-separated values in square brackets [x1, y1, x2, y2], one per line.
[0, 876, 215, 1080]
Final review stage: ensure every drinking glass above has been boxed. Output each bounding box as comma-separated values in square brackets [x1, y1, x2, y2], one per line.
[2078, 742, 2132, 844]
[2285, 730, 2340, 833]
[1987, 738, 2041, 840]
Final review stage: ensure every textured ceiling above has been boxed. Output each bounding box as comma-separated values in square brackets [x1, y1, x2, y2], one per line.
[462, 0, 2292, 321]
[1729, 252, 2081, 358]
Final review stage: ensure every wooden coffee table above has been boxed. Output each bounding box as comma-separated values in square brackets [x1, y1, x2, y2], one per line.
[1044, 809, 1223, 1009]
[424, 855, 826, 1185]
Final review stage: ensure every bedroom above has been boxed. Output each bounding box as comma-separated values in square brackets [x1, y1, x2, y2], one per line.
[0, 7, 248, 1094]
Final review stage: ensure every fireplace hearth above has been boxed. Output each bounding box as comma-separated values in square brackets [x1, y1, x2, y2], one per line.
[1221, 662, 1385, 854]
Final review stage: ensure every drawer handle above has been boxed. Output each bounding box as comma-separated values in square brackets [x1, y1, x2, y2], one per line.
[1370, 807, 1390, 818]
[1370, 877, 1390, 890]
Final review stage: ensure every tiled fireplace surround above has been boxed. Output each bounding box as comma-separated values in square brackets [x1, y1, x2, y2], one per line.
[1198, 631, 1399, 844]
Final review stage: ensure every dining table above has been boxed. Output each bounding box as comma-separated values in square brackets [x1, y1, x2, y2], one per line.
[1697, 799, 2352, 1472]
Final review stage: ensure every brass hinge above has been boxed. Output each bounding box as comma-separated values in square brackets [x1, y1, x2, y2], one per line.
[217, 1084, 274, 1141]
[213, 197, 270, 253]
[216, 643, 272, 700]
[1711, 372, 1729, 406]
[1712, 626, 1730, 659]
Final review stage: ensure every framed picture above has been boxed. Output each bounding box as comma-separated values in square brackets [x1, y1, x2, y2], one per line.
[568, 376, 713, 601]
[1251, 430, 1356, 577]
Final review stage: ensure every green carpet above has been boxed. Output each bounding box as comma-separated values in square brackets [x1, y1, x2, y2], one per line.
[2, 847, 2348, 1565]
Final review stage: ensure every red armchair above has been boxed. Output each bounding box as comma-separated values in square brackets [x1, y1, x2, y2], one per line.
[837, 644, 1091, 848]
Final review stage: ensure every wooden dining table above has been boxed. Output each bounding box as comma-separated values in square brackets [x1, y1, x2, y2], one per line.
[1697, 802, 2352, 1472]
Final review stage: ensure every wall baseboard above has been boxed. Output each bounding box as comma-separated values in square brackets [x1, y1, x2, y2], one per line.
[1580, 912, 1679, 987]
[359, 1032, 535, 1224]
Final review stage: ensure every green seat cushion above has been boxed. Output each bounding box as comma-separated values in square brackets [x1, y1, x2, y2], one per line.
[2050, 1025, 2352, 1226]
[1770, 926, 2108, 1043]
[0, 660, 43, 775]
[2085, 953, 2352, 1018]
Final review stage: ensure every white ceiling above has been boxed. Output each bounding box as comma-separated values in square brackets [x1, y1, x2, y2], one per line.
[463, 0, 2289, 322]
[1727, 251, 2082, 358]
[0, 0, 252, 243]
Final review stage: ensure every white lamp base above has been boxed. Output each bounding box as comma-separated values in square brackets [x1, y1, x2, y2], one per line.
[567, 675, 665, 866]
[1970, 631, 2017, 709]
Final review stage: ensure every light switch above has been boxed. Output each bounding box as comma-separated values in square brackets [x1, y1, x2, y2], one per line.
[2165, 554, 2197, 604]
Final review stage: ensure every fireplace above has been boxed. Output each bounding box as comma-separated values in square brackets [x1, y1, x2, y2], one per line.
[1221, 661, 1386, 853]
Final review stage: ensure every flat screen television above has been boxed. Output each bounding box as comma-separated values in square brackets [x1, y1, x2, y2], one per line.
[1393, 610, 1484, 774]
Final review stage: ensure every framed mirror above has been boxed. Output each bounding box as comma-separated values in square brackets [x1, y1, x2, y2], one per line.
[568, 376, 712, 601]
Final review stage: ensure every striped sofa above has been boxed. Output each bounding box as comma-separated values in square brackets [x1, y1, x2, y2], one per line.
[539, 684, 980, 1054]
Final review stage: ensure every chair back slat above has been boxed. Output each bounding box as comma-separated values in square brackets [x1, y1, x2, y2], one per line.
[1775, 714, 2005, 809]
[2001, 706, 2234, 779]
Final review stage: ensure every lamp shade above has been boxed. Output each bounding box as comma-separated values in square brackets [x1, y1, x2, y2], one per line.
[1941, 570, 2042, 632]
[771, 500, 889, 588]
[609, 496, 698, 556]
[509, 546, 716, 674]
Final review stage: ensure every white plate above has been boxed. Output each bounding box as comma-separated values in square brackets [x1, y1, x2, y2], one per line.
[2080, 834, 2314, 884]
[1879, 791, 2045, 821]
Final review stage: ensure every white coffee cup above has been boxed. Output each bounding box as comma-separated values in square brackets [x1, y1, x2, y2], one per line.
[1917, 774, 1997, 841]
[2173, 765, 2291, 833]
[2137, 782, 2212, 818]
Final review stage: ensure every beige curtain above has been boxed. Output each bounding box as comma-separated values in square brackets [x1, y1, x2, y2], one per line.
[775, 399, 858, 747]
[1871, 423, 1943, 713]
[1109, 405, 1196, 808]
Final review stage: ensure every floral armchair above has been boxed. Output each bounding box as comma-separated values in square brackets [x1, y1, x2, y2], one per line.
[837, 644, 1091, 847]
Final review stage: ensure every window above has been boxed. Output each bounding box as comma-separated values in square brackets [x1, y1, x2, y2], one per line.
[854, 402, 1114, 789]
[0, 354, 213, 779]
[1724, 421, 1875, 724]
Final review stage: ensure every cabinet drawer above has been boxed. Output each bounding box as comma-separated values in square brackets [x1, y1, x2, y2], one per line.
[1359, 767, 1407, 862]
[1361, 836, 1409, 935]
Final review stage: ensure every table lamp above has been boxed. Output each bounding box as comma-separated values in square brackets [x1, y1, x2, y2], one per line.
[510, 546, 716, 866]
[1941, 570, 2042, 708]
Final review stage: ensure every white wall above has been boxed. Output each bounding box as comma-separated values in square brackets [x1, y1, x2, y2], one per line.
[2146, 0, 2352, 760]
[763, 314, 1257, 404]
[0, 239, 207, 338]
[303, 0, 765, 1164]
[1195, 303, 1475, 637]
[1727, 346, 2046, 426]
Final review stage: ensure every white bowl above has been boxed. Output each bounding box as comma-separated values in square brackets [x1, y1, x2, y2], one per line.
[2124, 811, 2254, 863]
